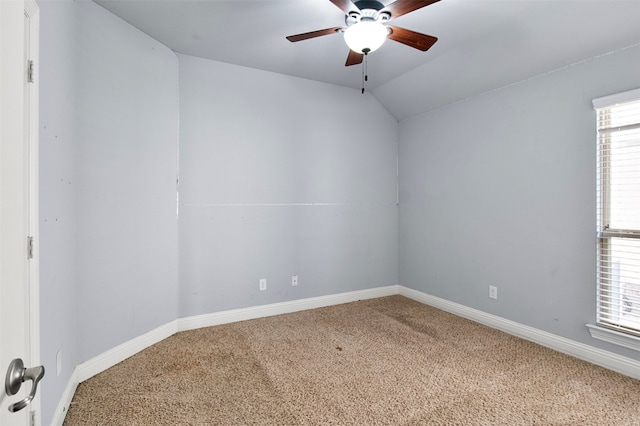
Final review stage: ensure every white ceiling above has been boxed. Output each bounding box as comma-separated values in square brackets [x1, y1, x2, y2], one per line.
[93, 0, 640, 120]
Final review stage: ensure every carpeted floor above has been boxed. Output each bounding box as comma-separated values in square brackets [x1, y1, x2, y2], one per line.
[64, 296, 640, 425]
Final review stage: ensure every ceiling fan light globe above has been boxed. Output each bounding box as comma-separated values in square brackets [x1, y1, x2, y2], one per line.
[344, 21, 387, 54]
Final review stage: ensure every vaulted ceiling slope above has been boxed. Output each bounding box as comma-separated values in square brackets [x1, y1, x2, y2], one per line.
[94, 0, 640, 120]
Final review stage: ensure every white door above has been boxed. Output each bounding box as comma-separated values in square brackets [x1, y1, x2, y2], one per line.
[1, 0, 41, 425]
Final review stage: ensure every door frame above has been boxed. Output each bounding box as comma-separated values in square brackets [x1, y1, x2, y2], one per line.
[26, 0, 41, 402]
[0, 0, 41, 423]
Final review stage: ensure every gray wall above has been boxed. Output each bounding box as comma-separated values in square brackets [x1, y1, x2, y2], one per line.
[178, 54, 399, 317]
[398, 44, 640, 361]
[39, 1, 79, 423]
[74, 0, 179, 362]
[39, 1, 179, 424]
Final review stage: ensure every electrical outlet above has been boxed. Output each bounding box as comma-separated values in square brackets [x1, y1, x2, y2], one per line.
[259, 278, 267, 291]
[489, 285, 498, 300]
[292, 275, 298, 286]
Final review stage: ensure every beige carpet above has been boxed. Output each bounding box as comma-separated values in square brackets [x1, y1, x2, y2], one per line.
[64, 296, 640, 425]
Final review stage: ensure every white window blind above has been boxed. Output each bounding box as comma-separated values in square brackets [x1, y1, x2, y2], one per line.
[594, 89, 640, 338]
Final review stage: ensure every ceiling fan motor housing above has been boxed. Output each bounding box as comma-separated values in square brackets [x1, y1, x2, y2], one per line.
[354, 0, 384, 12]
[346, 0, 391, 26]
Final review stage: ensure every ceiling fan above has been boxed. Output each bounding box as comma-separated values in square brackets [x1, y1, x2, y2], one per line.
[286, 0, 440, 67]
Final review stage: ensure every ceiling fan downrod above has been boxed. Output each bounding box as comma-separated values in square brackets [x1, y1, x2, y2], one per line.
[361, 47, 370, 94]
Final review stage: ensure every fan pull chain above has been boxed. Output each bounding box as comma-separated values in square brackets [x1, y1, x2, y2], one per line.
[361, 48, 370, 95]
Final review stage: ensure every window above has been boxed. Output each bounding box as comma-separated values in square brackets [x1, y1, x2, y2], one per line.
[591, 89, 640, 349]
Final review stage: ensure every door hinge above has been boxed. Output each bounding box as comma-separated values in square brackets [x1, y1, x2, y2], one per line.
[30, 410, 36, 426]
[27, 236, 34, 259]
[27, 60, 35, 83]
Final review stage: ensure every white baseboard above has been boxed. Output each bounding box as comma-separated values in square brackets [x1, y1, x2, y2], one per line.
[77, 320, 178, 383]
[50, 367, 79, 426]
[399, 286, 640, 379]
[178, 285, 400, 332]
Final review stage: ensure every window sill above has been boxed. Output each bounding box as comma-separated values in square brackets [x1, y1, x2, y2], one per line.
[587, 324, 640, 352]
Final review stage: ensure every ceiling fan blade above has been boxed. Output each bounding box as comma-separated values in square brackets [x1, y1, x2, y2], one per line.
[345, 50, 364, 66]
[381, 0, 440, 19]
[286, 27, 343, 43]
[387, 25, 438, 51]
[329, 0, 358, 14]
